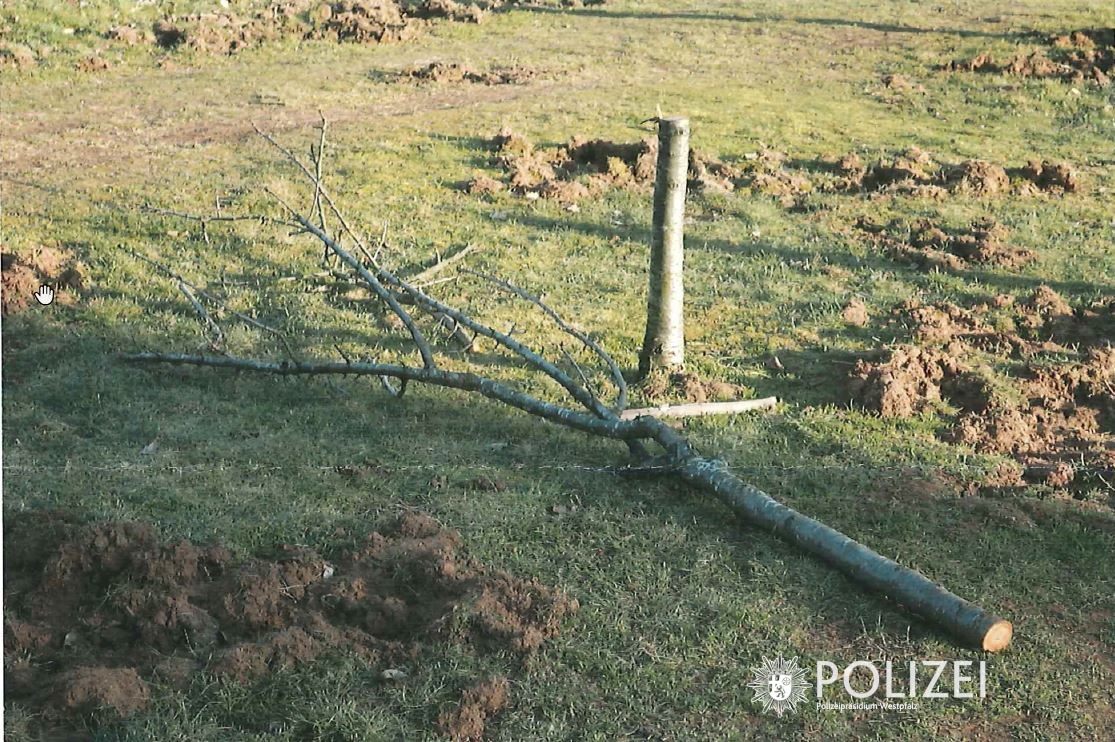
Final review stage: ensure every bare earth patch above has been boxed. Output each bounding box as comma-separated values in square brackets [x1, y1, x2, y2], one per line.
[3, 511, 577, 736]
[854, 216, 1036, 272]
[406, 61, 537, 85]
[640, 370, 742, 405]
[946, 28, 1113, 87]
[849, 288, 1115, 499]
[436, 676, 510, 741]
[1, 248, 85, 316]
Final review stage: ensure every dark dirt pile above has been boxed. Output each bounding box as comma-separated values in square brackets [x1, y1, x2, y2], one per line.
[472, 129, 809, 204]
[849, 345, 967, 418]
[0, 43, 37, 70]
[3, 511, 577, 736]
[849, 288, 1115, 497]
[945, 28, 1113, 87]
[407, 61, 536, 85]
[471, 127, 658, 203]
[826, 148, 1083, 197]
[1, 248, 85, 316]
[854, 216, 1036, 272]
[144, 0, 484, 56]
[437, 676, 510, 741]
[1014, 159, 1082, 194]
[133, 0, 609, 56]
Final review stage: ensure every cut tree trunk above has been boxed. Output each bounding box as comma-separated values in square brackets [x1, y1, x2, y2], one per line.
[638, 116, 690, 379]
[676, 457, 1013, 651]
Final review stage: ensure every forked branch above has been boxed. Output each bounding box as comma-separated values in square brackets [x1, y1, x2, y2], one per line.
[123, 126, 1012, 653]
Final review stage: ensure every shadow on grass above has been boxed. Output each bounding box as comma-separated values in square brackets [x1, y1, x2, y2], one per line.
[512, 6, 1030, 39]
[433, 133, 497, 171]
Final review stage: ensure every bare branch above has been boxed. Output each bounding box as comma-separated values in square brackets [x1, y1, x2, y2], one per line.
[312, 114, 329, 235]
[121, 246, 298, 360]
[140, 204, 277, 226]
[463, 268, 628, 413]
[124, 351, 648, 441]
[407, 244, 480, 286]
[124, 124, 1014, 652]
[177, 280, 225, 351]
[289, 214, 437, 370]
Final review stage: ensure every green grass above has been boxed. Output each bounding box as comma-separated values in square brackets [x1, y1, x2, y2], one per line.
[3, 0, 1114, 739]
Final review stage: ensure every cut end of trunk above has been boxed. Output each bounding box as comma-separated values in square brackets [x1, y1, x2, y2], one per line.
[981, 620, 1013, 652]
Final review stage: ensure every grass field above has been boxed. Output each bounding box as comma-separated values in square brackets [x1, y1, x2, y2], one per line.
[2, 1, 1114, 739]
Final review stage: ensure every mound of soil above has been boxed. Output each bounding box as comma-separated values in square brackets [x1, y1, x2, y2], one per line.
[0, 43, 36, 71]
[855, 217, 1035, 272]
[881, 73, 926, 93]
[407, 61, 535, 85]
[945, 159, 1010, 195]
[143, 0, 487, 56]
[477, 129, 804, 204]
[480, 127, 654, 203]
[849, 288, 1115, 497]
[849, 345, 967, 418]
[1014, 159, 1082, 193]
[842, 299, 870, 327]
[1, 248, 84, 316]
[3, 511, 577, 735]
[949, 347, 1115, 488]
[105, 25, 151, 46]
[437, 676, 509, 741]
[946, 28, 1113, 87]
[76, 55, 111, 73]
[466, 173, 506, 195]
[831, 148, 1082, 197]
[857, 146, 941, 193]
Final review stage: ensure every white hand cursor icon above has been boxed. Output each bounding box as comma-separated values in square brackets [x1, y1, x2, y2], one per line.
[34, 285, 55, 305]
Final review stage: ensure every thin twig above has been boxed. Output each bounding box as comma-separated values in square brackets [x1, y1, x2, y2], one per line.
[562, 345, 599, 401]
[177, 280, 225, 351]
[140, 204, 275, 225]
[121, 246, 298, 360]
[124, 351, 654, 442]
[313, 114, 328, 234]
[254, 124, 371, 260]
[463, 268, 628, 413]
[406, 244, 480, 286]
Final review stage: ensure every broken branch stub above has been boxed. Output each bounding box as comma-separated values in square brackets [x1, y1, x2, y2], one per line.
[124, 125, 1012, 652]
[639, 116, 689, 379]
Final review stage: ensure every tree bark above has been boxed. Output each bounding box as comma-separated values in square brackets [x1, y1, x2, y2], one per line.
[672, 455, 1013, 652]
[638, 116, 689, 379]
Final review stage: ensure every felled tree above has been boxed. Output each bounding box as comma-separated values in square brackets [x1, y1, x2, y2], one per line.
[125, 122, 1012, 653]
